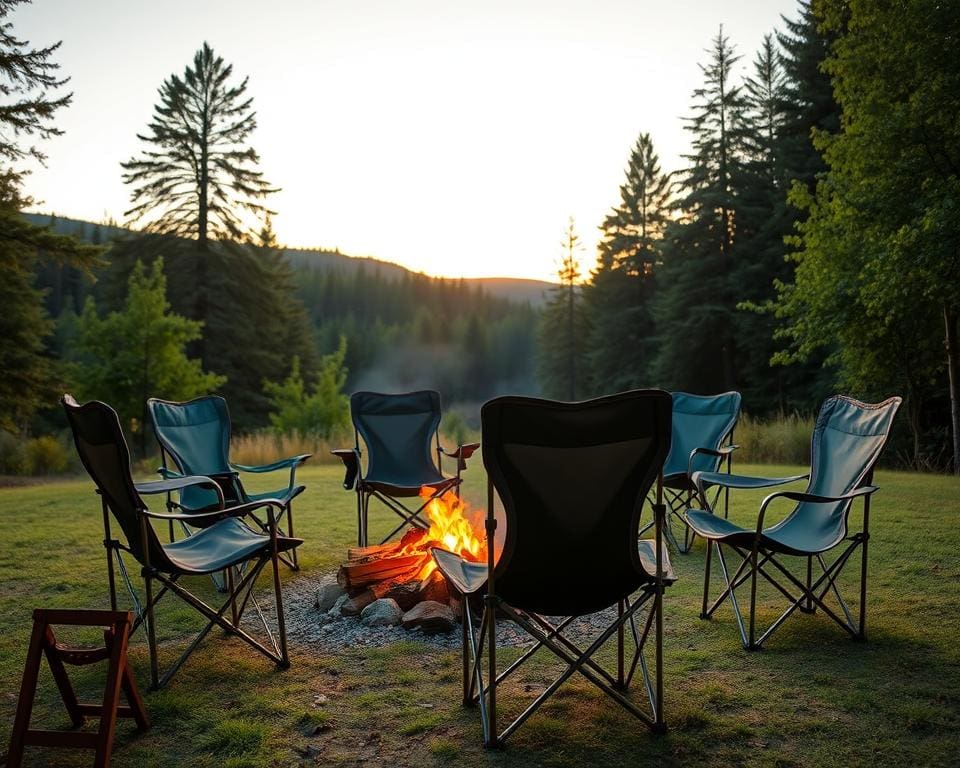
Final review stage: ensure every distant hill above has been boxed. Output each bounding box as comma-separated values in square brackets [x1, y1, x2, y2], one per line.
[23, 213, 553, 306]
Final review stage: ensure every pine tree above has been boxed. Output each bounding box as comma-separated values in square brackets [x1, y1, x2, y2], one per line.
[0, 2, 99, 431]
[585, 132, 671, 394]
[70, 259, 225, 455]
[0, 0, 71, 172]
[653, 27, 747, 393]
[537, 217, 588, 400]
[731, 34, 796, 412]
[121, 42, 276, 247]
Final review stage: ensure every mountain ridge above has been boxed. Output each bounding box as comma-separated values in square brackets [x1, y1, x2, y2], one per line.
[23, 213, 553, 306]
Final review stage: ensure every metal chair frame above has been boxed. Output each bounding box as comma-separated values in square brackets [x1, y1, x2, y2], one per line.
[454, 478, 669, 747]
[334, 390, 478, 547]
[148, 395, 310, 572]
[686, 395, 901, 650]
[64, 396, 297, 690]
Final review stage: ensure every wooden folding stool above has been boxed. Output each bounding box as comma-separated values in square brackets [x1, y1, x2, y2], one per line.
[5, 608, 149, 767]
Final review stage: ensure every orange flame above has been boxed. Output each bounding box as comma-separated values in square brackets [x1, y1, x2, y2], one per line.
[401, 487, 487, 580]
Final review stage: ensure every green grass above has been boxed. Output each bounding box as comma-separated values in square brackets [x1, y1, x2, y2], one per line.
[0, 463, 958, 766]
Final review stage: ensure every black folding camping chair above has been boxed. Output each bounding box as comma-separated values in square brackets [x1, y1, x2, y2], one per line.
[333, 390, 479, 547]
[431, 390, 674, 747]
[64, 395, 300, 689]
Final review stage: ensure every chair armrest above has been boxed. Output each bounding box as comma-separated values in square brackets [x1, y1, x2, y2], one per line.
[687, 445, 739, 478]
[231, 454, 311, 474]
[756, 485, 879, 533]
[331, 448, 360, 490]
[693, 470, 808, 492]
[140, 497, 285, 524]
[232, 454, 311, 495]
[440, 442, 480, 471]
[135, 476, 225, 508]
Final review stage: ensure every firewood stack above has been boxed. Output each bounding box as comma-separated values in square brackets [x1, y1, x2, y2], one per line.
[336, 527, 456, 615]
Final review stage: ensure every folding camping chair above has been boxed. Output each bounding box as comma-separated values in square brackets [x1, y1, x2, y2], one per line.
[147, 396, 310, 571]
[641, 391, 782, 554]
[333, 390, 479, 547]
[431, 390, 675, 747]
[684, 395, 901, 649]
[63, 395, 301, 689]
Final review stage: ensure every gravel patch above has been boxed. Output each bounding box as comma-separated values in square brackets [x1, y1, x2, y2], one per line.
[282, 573, 624, 652]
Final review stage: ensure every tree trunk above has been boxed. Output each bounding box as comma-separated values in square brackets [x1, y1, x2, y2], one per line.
[944, 303, 960, 474]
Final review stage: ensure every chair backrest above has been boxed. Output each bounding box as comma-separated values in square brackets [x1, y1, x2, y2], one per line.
[147, 396, 236, 509]
[62, 395, 170, 570]
[481, 390, 672, 616]
[351, 390, 442, 485]
[663, 391, 741, 478]
[787, 395, 901, 548]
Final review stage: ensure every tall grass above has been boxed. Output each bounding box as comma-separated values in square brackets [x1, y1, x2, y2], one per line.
[733, 412, 813, 465]
[230, 431, 346, 466]
[231, 423, 484, 469]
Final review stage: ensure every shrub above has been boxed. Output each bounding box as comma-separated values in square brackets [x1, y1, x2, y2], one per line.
[24, 435, 70, 475]
[0, 430, 27, 475]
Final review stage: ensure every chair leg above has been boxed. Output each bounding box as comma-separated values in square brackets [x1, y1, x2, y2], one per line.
[143, 571, 159, 689]
[748, 546, 759, 650]
[269, 510, 291, 669]
[486, 596, 498, 749]
[617, 599, 625, 689]
[286, 502, 299, 571]
[701, 542, 713, 619]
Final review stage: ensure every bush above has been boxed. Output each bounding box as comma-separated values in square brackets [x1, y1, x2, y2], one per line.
[24, 435, 70, 475]
[0, 430, 27, 475]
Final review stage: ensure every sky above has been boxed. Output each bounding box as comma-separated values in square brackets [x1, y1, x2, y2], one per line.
[13, 0, 801, 281]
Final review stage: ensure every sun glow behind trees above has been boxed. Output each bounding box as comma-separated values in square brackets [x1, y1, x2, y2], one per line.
[12, 0, 798, 281]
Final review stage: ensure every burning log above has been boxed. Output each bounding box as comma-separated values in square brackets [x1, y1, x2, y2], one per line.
[335, 488, 486, 614]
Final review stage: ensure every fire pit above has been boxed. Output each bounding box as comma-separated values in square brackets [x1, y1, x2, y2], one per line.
[336, 488, 487, 616]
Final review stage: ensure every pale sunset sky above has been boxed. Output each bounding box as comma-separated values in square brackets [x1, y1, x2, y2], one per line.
[14, 0, 799, 281]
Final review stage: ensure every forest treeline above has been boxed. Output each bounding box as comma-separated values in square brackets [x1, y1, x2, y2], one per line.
[537, 1, 959, 472]
[2, 0, 958, 472]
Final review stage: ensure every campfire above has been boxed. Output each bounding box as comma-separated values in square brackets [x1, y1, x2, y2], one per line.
[336, 488, 488, 614]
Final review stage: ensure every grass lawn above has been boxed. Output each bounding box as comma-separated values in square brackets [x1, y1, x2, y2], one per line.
[0, 462, 958, 767]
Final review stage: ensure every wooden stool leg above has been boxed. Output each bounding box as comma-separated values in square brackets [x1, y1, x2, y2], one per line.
[42, 626, 85, 728]
[5, 617, 47, 768]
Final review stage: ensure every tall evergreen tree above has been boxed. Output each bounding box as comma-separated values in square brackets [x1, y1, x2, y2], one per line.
[731, 34, 796, 412]
[537, 218, 588, 400]
[70, 259, 225, 455]
[584, 132, 671, 395]
[775, 0, 960, 471]
[121, 42, 276, 247]
[121, 42, 277, 371]
[653, 27, 747, 393]
[0, 1, 99, 432]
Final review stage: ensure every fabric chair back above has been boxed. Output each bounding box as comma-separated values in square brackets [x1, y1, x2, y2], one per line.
[351, 390, 442, 486]
[663, 391, 741, 478]
[788, 395, 902, 548]
[147, 396, 237, 509]
[62, 395, 170, 570]
[481, 390, 672, 616]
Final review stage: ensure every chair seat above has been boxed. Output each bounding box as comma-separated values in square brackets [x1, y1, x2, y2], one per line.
[163, 517, 302, 575]
[432, 539, 678, 598]
[637, 540, 678, 585]
[363, 474, 457, 498]
[684, 508, 841, 556]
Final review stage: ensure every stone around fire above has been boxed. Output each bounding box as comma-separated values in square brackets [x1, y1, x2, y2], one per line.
[317, 582, 346, 612]
[401, 601, 457, 634]
[361, 598, 404, 627]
